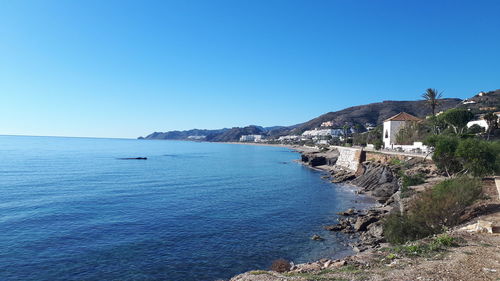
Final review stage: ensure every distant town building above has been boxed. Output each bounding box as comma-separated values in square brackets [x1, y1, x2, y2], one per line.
[302, 128, 343, 137]
[320, 121, 334, 127]
[462, 99, 476, 104]
[278, 135, 300, 141]
[187, 135, 206, 140]
[239, 135, 263, 142]
[383, 112, 421, 148]
[365, 123, 376, 131]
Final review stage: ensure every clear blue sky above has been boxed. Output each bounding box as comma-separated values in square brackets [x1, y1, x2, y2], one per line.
[1, 0, 499, 138]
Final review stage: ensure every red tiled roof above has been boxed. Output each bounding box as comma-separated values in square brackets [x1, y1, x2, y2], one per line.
[385, 112, 422, 122]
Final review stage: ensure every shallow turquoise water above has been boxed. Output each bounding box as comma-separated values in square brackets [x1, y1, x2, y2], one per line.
[0, 136, 369, 281]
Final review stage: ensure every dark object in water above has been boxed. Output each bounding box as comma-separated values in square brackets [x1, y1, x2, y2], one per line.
[118, 157, 148, 160]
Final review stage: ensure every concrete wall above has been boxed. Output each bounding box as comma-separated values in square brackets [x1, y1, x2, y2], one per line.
[334, 146, 364, 171]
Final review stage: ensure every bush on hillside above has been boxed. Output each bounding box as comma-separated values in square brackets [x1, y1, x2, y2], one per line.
[455, 138, 498, 177]
[384, 177, 481, 244]
[270, 259, 291, 273]
[400, 173, 425, 198]
[383, 213, 436, 244]
[401, 173, 425, 188]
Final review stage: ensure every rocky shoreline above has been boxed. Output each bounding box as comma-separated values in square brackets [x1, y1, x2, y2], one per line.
[298, 148, 402, 253]
[229, 146, 443, 280]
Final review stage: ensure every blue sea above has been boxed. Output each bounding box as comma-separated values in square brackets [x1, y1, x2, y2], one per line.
[0, 136, 371, 281]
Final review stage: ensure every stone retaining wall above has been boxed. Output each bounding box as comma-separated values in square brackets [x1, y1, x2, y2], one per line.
[333, 146, 364, 171]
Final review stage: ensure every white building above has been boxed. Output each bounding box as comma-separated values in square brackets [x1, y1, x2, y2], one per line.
[278, 135, 300, 142]
[467, 112, 500, 131]
[239, 135, 263, 142]
[320, 121, 334, 127]
[301, 128, 343, 137]
[383, 112, 421, 149]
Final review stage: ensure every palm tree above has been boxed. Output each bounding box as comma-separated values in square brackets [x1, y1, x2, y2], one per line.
[342, 123, 350, 145]
[422, 88, 443, 116]
[484, 112, 498, 140]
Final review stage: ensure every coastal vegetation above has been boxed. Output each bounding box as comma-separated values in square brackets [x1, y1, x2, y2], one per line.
[384, 233, 457, 258]
[384, 102, 499, 244]
[399, 172, 425, 198]
[425, 135, 499, 177]
[384, 177, 482, 244]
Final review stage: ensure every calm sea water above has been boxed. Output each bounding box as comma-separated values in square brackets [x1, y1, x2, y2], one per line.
[0, 136, 370, 281]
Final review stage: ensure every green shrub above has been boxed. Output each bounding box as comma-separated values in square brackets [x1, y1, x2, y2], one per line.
[383, 213, 437, 244]
[425, 135, 499, 177]
[384, 177, 481, 244]
[386, 234, 456, 257]
[399, 173, 424, 198]
[402, 173, 425, 188]
[432, 234, 456, 248]
[425, 135, 462, 177]
[455, 139, 498, 177]
[389, 158, 402, 165]
[467, 124, 484, 134]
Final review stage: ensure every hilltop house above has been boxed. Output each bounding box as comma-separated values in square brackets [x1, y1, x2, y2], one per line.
[383, 112, 422, 149]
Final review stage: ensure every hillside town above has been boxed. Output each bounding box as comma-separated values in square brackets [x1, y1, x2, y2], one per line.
[236, 90, 500, 156]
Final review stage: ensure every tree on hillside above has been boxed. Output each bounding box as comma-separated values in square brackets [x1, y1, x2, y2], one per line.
[395, 120, 432, 145]
[422, 88, 443, 116]
[484, 112, 499, 140]
[440, 108, 474, 135]
[425, 134, 499, 177]
[425, 135, 462, 177]
[455, 139, 498, 177]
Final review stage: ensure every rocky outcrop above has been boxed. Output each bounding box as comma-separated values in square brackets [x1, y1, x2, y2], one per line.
[300, 150, 401, 252]
[330, 168, 356, 182]
[350, 162, 399, 203]
[300, 151, 338, 167]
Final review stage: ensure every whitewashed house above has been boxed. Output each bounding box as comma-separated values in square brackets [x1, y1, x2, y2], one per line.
[383, 112, 422, 149]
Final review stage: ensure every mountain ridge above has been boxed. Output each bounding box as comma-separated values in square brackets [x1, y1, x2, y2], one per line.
[140, 91, 499, 142]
